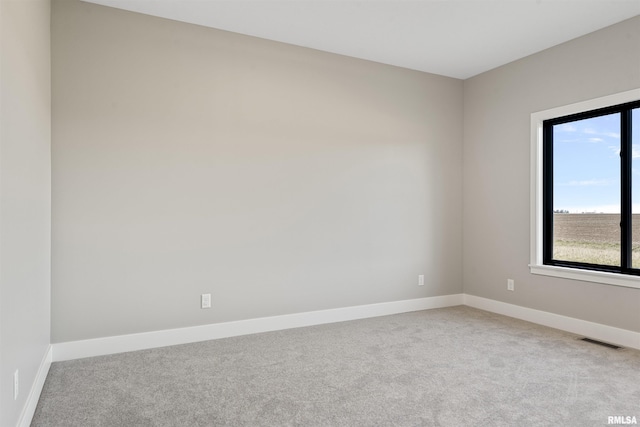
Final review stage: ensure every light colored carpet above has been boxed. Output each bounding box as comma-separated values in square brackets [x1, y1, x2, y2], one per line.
[32, 306, 640, 426]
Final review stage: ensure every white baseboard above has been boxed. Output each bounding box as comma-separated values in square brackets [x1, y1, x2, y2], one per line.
[52, 294, 464, 362]
[18, 345, 52, 427]
[464, 294, 640, 351]
[52, 293, 639, 363]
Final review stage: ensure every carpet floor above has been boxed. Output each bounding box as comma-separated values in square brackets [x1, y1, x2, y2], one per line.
[32, 306, 640, 426]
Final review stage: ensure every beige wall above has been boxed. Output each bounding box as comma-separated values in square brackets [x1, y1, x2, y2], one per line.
[51, 0, 639, 346]
[463, 17, 640, 332]
[0, 0, 52, 425]
[51, 0, 463, 342]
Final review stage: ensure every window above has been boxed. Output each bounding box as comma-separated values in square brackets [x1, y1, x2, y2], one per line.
[544, 101, 640, 272]
[530, 89, 640, 289]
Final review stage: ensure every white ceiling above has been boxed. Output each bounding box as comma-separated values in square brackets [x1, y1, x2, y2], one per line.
[82, 0, 640, 79]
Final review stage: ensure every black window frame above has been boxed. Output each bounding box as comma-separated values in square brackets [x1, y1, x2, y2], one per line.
[543, 100, 640, 276]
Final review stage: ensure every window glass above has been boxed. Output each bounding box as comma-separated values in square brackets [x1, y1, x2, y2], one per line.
[552, 113, 621, 266]
[632, 108, 640, 268]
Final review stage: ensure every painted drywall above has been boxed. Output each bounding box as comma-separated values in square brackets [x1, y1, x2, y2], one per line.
[0, 0, 52, 425]
[51, 0, 463, 342]
[463, 17, 640, 332]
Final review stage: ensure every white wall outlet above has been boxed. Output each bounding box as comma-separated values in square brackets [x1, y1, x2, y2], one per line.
[507, 279, 515, 291]
[201, 293, 211, 309]
[13, 370, 19, 400]
[418, 275, 424, 286]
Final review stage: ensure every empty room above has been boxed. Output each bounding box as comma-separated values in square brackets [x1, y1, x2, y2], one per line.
[1, 0, 639, 426]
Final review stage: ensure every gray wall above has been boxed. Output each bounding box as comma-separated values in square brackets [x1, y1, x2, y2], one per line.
[0, 0, 52, 425]
[51, 0, 464, 342]
[463, 17, 640, 332]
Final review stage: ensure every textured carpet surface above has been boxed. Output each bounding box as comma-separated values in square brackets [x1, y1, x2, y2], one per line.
[32, 306, 640, 426]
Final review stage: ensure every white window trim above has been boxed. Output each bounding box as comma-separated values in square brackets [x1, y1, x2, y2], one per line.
[529, 88, 640, 289]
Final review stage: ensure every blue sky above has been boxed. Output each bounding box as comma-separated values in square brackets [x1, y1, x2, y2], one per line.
[553, 108, 640, 213]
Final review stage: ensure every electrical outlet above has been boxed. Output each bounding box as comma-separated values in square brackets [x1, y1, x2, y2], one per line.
[418, 275, 424, 286]
[13, 370, 19, 400]
[201, 293, 211, 309]
[507, 279, 515, 291]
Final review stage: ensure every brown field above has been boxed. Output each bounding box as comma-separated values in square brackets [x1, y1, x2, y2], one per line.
[553, 213, 640, 267]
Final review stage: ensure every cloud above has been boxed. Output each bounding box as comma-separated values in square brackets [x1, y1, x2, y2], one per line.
[556, 128, 618, 144]
[607, 145, 640, 158]
[582, 128, 620, 139]
[559, 124, 577, 132]
[561, 179, 612, 187]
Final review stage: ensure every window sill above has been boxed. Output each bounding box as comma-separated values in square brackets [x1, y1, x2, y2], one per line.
[530, 264, 640, 290]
